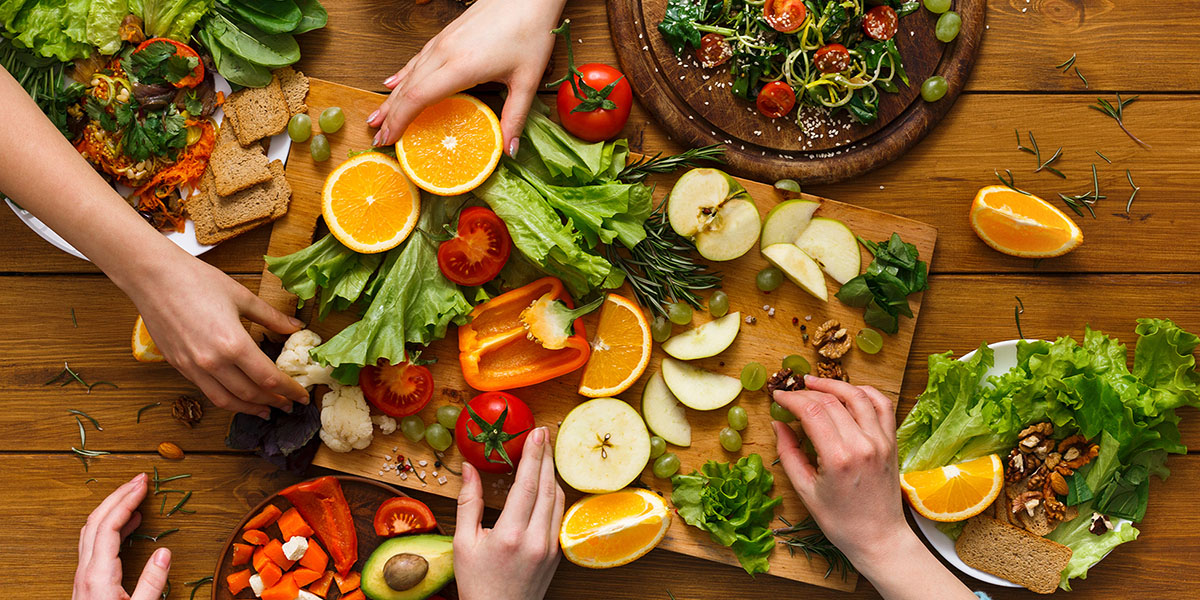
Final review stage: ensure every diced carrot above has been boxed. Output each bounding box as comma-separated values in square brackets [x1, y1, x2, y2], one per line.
[333, 571, 360, 593]
[243, 504, 283, 531]
[242, 529, 270, 546]
[340, 590, 366, 600]
[225, 569, 252, 595]
[291, 567, 322, 587]
[258, 561, 283, 588]
[262, 538, 295, 570]
[252, 546, 272, 573]
[261, 572, 300, 600]
[308, 571, 334, 597]
[277, 507, 315, 539]
[231, 543, 254, 567]
[299, 540, 328, 572]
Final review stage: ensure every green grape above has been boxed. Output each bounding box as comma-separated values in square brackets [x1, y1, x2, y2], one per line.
[436, 405, 462, 430]
[319, 107, 345, 133]
[652, 453, 680, 478]
[856, 328, 885, 354]
[651, 315, 672, 342]
[400, 416, 425, 442]
[667, 302, 693, 325]
[924, 0, 951, 13]
[935, 11, 962, 42]
[649, 436, 666, 459]
[425, 423, 452, 451]
[740, 362, 767, 391]
[727, 406, 748, 431]
[782, 354, 811, 375]
[770, 401, 796, 423]
[287, 114, 311, 143]
[921, 76, 949, 102]
[756, 267, 783, 292]
[719, 427, 743, 452]
[708, 290, 730, 318]
[309, 134, 331, 162]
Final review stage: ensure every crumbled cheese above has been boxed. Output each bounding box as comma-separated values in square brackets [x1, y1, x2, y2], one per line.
[297, 591, 322, 600]
[248, 573, 265, 597]
[281, 536, 309, 561]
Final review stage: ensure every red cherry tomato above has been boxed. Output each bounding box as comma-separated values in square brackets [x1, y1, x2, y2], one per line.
[697, 33, 733, 68]
[756, 81, 796, 119]
[373, 496, 437, 537]
[763, 0, 808, 33]
[813, 43, 851, 74]
[862, 5, 899, 41]
[556, 63, 632, 142]
[437, 207, 511, 286]
[454, 391, 534, 474]
[134, 38, 204, 88]
[359, 361, 434, 418]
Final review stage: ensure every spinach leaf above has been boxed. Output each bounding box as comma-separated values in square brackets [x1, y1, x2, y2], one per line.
[658, 0, 715, 54]
[834, 233, 927, 334]
[205, 11, 300, 68]
[197, 22, 273, 87]
[221, 0, 302, 34]
[291, 0, 327, 34]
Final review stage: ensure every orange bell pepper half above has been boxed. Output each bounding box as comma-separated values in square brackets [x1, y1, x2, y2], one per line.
[280, 477, 357, 576]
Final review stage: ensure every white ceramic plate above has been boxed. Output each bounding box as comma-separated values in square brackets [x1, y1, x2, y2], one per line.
[5, 73, 292, 261]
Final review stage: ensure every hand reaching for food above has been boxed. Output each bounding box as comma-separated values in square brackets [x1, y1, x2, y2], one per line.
[73, 473, 171, 600]
[453, 427, 565, 600]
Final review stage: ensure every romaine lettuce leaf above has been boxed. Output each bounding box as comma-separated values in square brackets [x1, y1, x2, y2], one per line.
[1045, 505, 1139, 591]
[86, 0, 126, 55]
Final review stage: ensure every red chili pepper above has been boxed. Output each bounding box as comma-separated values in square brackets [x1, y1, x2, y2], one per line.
[279, 476, 357, 576]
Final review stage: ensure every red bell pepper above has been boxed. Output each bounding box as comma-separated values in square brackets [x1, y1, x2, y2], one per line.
[340, 591, 365, 600]
[279, 477, 357, 576]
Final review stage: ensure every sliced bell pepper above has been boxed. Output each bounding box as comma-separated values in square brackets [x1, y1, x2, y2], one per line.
[278, 507, 315, 539]
[279, 477, 357, 576]
[333, 570, 360, 593]
[225, 569, 252, 595]
[261, 572, 300, 600]
[299, 540, 328, 572]
[262, 538, 295, 570]
[231, 542, 254, 567]
[258, 561, 283, 588]
[242, 529, 270, 546]
[458, 277, 592, 391]
[340, 591, 366, 600]
[308, 571, 335, 597]
[243, 504, 283, 531]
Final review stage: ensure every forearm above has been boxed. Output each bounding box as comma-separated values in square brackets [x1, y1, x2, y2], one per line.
[852, 529, 978, 600]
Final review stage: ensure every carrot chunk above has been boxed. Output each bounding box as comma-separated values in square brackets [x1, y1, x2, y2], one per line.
[262, 538, 295, 570]
[243, 504, 283, 531]
[308, 571, 334, 597]
[258, 562, 283, 588]
[225, 569, 252, 595]
[299, 540, 328, 573]
[261, 572, 300, 600]
[340, 591, 365, 600]
[333, 571, 360, 593]
[278, 507, 315, 539]
[292, 567, 322, 587]
[231, 543, 254, 567]
[252, 546, 272, 573]
[242, 529, 270, 546]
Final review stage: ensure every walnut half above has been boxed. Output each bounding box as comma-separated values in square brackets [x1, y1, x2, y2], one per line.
[811, 319, 852, 359]
[815, 359, 848, 382]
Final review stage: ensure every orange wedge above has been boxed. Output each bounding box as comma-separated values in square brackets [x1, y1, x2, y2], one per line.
[970, 185, 1083, 258]
[322, 152, 421, 253]
[560, 488, 671, 569]
[132, 315, 164, 362]
[901, 454, 1004, 522]
[395, 94, 502, 195]
[577, 294, 652, 398]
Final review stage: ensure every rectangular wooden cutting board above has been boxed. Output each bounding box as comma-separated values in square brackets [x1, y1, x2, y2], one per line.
[258, 78, 937, 592]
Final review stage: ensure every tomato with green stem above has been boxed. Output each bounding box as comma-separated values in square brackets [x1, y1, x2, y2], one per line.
[359, 361, 434, 418]
[436, 207, 511, 286]
[455, 391, 534, 473]
[548, 19, 631, 141]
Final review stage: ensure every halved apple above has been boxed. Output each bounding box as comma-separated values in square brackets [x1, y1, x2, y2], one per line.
[661, 312, 741, 360]
[640, 371, 691, 447]
[666, 168, 761, 261]
[762, 243, 828, 301]
[555, 397, 651, 493]
[794, 217, 861, 284]
[760, 199, 819, 248]
[661, 357, 741, 411]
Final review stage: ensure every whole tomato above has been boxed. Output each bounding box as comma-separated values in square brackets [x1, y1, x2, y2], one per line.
[556, 64, 632, 142]
[454, 391, 535, 473]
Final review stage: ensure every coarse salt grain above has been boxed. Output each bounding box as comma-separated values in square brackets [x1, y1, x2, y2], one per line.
[418, 460, 428, 467]
[438, 476, 448, 485]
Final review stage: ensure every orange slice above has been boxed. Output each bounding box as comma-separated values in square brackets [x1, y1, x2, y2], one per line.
[321, 152, 421, 253]
[132, 315, 164, 363]
[560, 488, 671, 569]
[577, 294, 652, 398]
[395, 94, 502, 195]
[900, 454, 1004, 522]
[970, 185, 1083, 258]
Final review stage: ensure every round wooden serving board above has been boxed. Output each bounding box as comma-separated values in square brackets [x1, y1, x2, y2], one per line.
[607, 0, 985, 184]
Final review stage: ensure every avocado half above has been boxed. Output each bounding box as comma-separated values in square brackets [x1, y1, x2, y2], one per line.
[361, 534, 454, 600]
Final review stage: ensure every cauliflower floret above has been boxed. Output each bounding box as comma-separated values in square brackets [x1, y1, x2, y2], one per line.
[275, 329, 335, 388]
[372, 414, 397, 434]
[318, 384, 373, 452]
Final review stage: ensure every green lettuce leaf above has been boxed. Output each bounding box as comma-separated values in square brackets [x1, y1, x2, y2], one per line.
[135, 0, 212, 40]
[1045, 505, 1139, 591]
[520, 108, 623, 186]
[10, 0, 93, 61]
[506, 159, 650, 249]
[86, 0, 126, 55]
[896, 344, 997, 471]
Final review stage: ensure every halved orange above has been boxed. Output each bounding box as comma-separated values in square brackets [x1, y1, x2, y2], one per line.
[132, 315, 164, 363]
[322, 152, 421, 253]
[900, 454, 1004, 522]
[578, 294, 652, 398]
[395, 94, 502, 195]
[970, 185, 1083, 258]
[560, 488, 671, 569]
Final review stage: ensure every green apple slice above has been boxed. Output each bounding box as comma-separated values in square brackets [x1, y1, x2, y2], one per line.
[554, 397, 651, 494]
[760, 199, 819, 248]
[762, 243, 828, 301]
[661, 357, 741, 411]
[666, 168, 761, 262]
[661, 312, 741, 360]
[640, 371, 691, 447]
[794, 217, 861, 284]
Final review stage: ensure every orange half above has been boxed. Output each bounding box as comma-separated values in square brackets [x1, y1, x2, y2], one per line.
[970, 185, 1083, 258]
[560, 488, 671, 569]
[322, 153, 421, 253]
[395, 94, 502, 195]
[900, 454, 1004, 522]
[577, 294, 652, 398]
[132, 315, 164, 362]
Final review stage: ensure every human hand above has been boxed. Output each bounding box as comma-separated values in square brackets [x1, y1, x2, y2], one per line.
[453, 427, 565, 600]
[73, 473, 171, 600]
[368, 0, 568, 153]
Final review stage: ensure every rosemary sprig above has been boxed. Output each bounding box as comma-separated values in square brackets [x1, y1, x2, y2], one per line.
[166, 491, 194, 516]
[617, 145, 725, 184]
[152, 468, 192, 493]
[773, 516, 854, 579]
[1014, 296, 1026, 339]
[1054, 53, 1076, 71]
[1058, 164, 1105, 218]
[1015, 131, 1063, 178]
[1075, 67, 1088, 88]
[1095, 150, 1111, 164]
[161, 580, 170, 600]
[70, 308, 77, 328]
[136, 402, 161, 423]
[69, 409, 103, 431]
[72, 447, 111, 457]
[1126, 169, 1140, 213]
[186, 576, 214, 600]
[994, 169, 1031, 196]
[45, 363, 118, 393]
[85, 478, 98, 484]
[76, 416, 87, 448]
[128, 528, 180, 544]
[1090, 94, 1150, 148]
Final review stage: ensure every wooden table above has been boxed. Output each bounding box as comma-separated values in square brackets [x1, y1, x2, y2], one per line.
[2, 1, 1198, 598]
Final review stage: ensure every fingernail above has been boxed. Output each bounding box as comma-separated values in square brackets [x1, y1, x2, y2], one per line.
[367, 109, 380, 123]
[462, 461, 476, 483]
[258, 410, 271, 420]
[288, 317, 304, 329]
[507, 138, 520, 158]
[295, 393, 310, 405]
[531, 427, 546, 444]
[153, 547, 171, 567]
[372, 132, 381, 147]
[383, 74, 398, 86]
[379, 125, 390, 145]
[133, 472, 147, 483]
[803, 374, 814, 383]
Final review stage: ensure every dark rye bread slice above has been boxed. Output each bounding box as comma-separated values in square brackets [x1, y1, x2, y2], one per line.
[189, 169, 267, 246]
[224, 76, 289, 146]
[213, 160, 290, 229]
[210, 123, 271, 196]
[955, 516, 1072, 595]
[276, 66, 309, 115]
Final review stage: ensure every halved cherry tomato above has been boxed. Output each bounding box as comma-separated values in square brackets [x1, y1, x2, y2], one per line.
[134, 38, 204, 88]
[359, 362, 434, 418]
[813, 43, 851, 74]
[437, 207, 511, 287]
[862, 5, 899, 41]
[697, 33, 733, 68]
[373, 497, 437, 537]
[763, 0, 808, 33]
[756, 81, 796, 119]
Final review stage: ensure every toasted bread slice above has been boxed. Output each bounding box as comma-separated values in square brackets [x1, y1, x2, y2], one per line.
[190, 169, 267, 245]
[956, 515, 1072, 594]
[211, 124, 272, 196]
[224, 76, 289, 146]
[212, 160, 290, 229]
[276, 66, 309, 115]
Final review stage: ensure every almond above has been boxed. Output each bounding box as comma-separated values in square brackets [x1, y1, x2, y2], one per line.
[1049, 471, 1069, 496]
[157, 442, 184, 460]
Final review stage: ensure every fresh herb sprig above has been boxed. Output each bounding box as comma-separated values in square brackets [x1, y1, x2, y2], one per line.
[607, 202, 722, 317]
[1014, 296, 1026, 339]
[137, 402, 162, 423]
[773, 516, 855, 579]
[1058, 164, 1105, 219]
[1090, 94, 1150, 148]
[618, 145, 725, 184]
[1015, 130, 1064, 178]
[46, 363, 118, 393]
[186, 577, 213, 600]
[1054, 53, 1077, 71]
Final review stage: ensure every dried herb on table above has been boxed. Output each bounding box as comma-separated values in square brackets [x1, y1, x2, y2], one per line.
[995, 169, 1032, 196]
[1125, 170, 1141, 214]
[1014, 296, 1026, 339]
[1059, 164, 1105, 219]
[617, 144, 725, 184]
[1054, 53, 1077, 71]
[47, 363, 118, 393]
[136, 402, 161, 423]
[773, 516, 854, 579]
[1015, 130, 1064, 178]
[185, 576, 213, 600]
[1090, 93, 1150, 148]
[1095, 150, 1112, 164]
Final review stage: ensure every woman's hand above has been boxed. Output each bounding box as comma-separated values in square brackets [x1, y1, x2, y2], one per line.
[369, 0, 568, 155]
[453, 427, 565, 600]
[73, 473, 171, 600]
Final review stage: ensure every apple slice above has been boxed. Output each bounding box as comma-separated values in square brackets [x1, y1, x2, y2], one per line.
[760, 199, 819, 248]
[762, 243, 828, 301]
[640, 371, 691, 447]
[661, 312, 741, 360]
[794, 217, 861, 284]
[554, 397, 651, 493]
[666, 168, 761, 262]
[661, 357, 741, 411]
